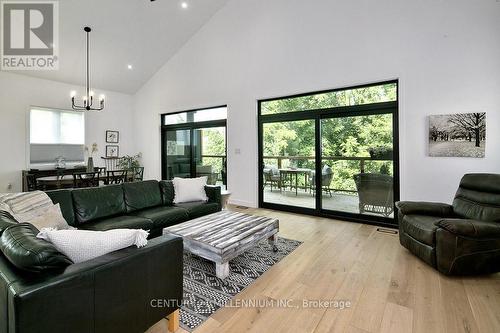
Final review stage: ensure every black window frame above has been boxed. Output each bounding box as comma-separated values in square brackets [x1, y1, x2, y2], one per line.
[161, 105, 228, 184]
[258, 80, 400, 228]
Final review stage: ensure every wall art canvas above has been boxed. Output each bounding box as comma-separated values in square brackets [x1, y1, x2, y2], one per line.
[429, 112, 486, 158]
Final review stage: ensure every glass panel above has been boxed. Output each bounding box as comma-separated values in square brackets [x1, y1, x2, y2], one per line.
[164, 107, 227, 125]
[164, 129, 191, 180]
[262, 119, 315, 209]
[261, 83, 396, 115]
[30, 108, 84, 144]
[194, 127, 227, 189]
[321, 114, 394, 218]
[60, 112, 85, 144]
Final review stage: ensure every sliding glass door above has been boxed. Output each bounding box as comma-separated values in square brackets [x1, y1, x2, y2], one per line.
[262, 119, 316, 209]
[194, 127, 227, 186]
[161, 106, 227, 189]
[163, 129, 191, 179]
[321, 113, 394, 218]
[258, 81, 399, 226]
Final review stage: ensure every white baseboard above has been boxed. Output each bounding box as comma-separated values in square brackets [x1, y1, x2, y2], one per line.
[228, 198, 257, 208]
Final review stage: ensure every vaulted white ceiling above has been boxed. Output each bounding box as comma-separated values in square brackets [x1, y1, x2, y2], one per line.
[13, 0, 229, 94]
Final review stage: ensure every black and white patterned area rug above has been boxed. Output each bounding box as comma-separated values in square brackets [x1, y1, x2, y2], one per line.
[180, 236, 302, 332]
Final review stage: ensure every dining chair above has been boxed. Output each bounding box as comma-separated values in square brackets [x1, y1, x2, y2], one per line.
[26, 174, 42, 191]
[130, 167, 144, 182]
[73, 172, 100, 188]
[107, 170, 128, 185]
[95, 167, 106, 176]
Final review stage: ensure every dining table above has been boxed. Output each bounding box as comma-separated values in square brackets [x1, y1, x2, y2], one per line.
[278, 168, 312, 196]
[36, 174, 106, 189]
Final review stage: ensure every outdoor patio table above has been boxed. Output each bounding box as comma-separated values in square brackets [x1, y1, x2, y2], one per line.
[279, 168, 311, 196]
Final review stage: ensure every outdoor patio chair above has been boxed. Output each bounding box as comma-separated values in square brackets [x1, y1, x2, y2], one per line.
[196, 165, 218, 185]
[263, 166, 281, 192]
[354, 173, 394, 216]
[309, 165, 333, 197]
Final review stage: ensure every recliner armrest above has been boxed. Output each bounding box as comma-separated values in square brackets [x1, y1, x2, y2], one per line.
[205, 185, 222, 207]
[396, 201, 454, 217]
[436, 219, 500, 239]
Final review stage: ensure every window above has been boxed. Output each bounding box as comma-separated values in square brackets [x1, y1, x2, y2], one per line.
[29, 108, 85, 165]
[259, 81, 399, 226]
[261, 82, 397, 115]
[161, 106, 227, 189]
[163, 107, 227, 125]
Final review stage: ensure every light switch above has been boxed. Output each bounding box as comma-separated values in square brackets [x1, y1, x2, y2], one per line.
[235, 148, 241, 155]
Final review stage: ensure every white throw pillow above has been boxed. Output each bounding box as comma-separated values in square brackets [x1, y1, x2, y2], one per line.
[37, 228, 149, 263]
[28, 204, 74, 230]
[173, 176, 208, 204]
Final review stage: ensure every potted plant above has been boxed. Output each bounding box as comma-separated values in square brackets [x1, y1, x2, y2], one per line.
[118, 153, 142, 170]
[368, 146, 393, 160]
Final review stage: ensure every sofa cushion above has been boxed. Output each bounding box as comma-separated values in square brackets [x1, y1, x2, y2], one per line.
[175, 202, 220, 220]
[0, 211, 17, 236]
[72, 185, 126, 225]
[0, 223, 72, 272]
[401, 214, 441, 246]
[159, 180, 175, 206]
[172, 177, 208, 204]
[78, 215, 154, 232]
[46, 189, 76, 226]
[122, 180, 163, 212]
[131, 206, 188, 229]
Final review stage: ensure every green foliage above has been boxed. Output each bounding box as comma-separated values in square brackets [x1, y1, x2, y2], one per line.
[118, 153, 142, 170]
[200, 128, 226, 174]
[261, 83, 396, 115]
[262, 84, 395, 192]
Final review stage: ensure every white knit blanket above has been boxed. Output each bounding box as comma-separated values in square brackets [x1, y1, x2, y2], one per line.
[37, 228, 149, 263]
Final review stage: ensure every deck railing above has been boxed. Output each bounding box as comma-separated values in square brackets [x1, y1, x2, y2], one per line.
[263, 155, 393, 193]
[263, 155, 392, 173]
[199, 155, 392, 193]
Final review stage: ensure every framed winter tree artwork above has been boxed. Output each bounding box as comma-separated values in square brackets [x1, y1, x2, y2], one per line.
[428, 112, 486, 158]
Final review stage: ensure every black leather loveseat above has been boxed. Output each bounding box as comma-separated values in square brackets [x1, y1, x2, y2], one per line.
[397, 173, 500, 275]
[0, 180, 222, 333]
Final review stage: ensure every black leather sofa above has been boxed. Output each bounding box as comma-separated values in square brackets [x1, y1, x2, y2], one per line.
[397, 173, 500, 275]
[46, 179, 221, 238]
[0, 180, 222, 333]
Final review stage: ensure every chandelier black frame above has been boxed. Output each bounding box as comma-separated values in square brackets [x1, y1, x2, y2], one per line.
[71, 27, 105, 111]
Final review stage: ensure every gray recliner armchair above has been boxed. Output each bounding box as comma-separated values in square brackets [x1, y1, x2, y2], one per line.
[396, 173, 500, 275]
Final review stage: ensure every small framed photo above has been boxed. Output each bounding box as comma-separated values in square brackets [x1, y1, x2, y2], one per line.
[106, 145, 119, 158]
[106, 130, 119, 143]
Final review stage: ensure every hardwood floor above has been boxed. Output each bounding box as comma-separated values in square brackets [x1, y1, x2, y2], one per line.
[148, 206, 500, 333]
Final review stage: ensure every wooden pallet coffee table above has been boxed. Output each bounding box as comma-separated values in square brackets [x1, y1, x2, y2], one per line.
[163, 211, 279, 279]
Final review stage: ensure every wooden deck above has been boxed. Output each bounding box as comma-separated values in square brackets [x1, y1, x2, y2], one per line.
[148, 206, 500, 333]
[263, 186, 394, 218]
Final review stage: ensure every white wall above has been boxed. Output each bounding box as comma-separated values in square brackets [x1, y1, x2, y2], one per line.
[134, 0, 500, 206]
[0, 71, 136, 192]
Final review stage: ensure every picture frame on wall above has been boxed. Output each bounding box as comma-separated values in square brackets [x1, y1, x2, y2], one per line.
[106, 145, 119, 158]
[106, 130, 119, 143]
[428, 112, 486, 158]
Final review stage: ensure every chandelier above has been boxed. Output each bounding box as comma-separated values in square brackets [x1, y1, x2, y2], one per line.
[71, 27, 105, 111]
